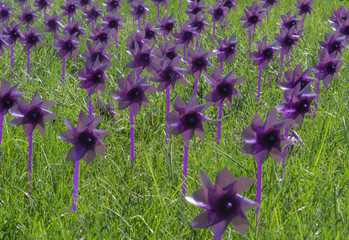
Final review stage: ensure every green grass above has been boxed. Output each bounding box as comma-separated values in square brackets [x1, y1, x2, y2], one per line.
[1, 0, 349, 239]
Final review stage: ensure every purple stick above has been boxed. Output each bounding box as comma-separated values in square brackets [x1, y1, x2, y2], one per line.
[28, 127, 33, 193]
[0, 114, 3, 146]
[62, 56, 66, 86]
[137, 68, 141, 81]
[301, 14, 305, 29]
[314, 81, 320, 119]
[212, 21, 216, 49]
[43, 8, 46, 18]
[253, 26, 256, 39]
[138, 16, 141, 29]
[163, 33, 167, 44]
[73, 53, 76, 64]
[196, 38, 199, 50]
[166, 87, 170, 145]
[92, 21, 95, 30]
[278, 53, 284, 82]
[89, 98, 93, 121]
[27, 49, 30, 81]
[69, 15, 71, 25]
[179, 0, 182, 16]
[11, 45, 14, 80]
[193, 71, 200, 95]
[257, 64, 262, 102]
[256, 156, 263, 224]
[266, 8, 269, 25]
[130, 104, 135, 166]
[182, 144, 189, 195]
[220, 56, 223, 74]
[281, 126, 290, 179]
[71, 151, 80, 212]
[248, 27, 251, 57]
[114, 33, 119, 50]
[157, 5, 160, 21]
[287, 52, 290, 67]
[216, 102, 223, 145]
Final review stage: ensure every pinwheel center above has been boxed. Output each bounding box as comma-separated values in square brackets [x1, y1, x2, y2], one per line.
[92, 52, 104, 62]
[164, 22, 174, 32]
[25, 13, 33, 22]
[183, 112, 200, 128]
[249, 15, 258, 24]
[0, 93, 15, 110]
[78, 130, 96, 148]
[136, 5, 145, 15]
[80, 0, 89, 5]
[300, 80, 308, 90]
[67, 4, 76, 13]
[326, 62, 336, 74]
[145, 30, 155, 39]
[300, 4, 310, 14]
[217, 82, 232, 97]
[193, 57, 206, 69]
[139, 53, 150, 66]
[90, 10, 99, 19]
[166, 51, 176, 60]
[194, 21, 203, 29]
[63, 41, 73, 51]
[109, 20, 118, 28]
[164, 68, 175, 80]
[26, 106, 43, 124]
[331, 41, 340, 51]
[39, 0, 48, 7]
[297, 99, 309, 113]
[10, 30, 19, 39]
[183, 31, 193, 42]
[286, 20, 296, 29]
[225, 43, 235, 54]
[128, 87, 143, 101]
[342, 26, 349, 35]
[214, 8, 224, 19]
[111, 0, 119, 7]
[1, 9, 9, 17]
[284, 37, 294, 46]
[70, 27, 81, 36]
[192, 7, 202, 14]
[261, 131, 279, 148]
[216, 194, 240, 217]
[92, 71, 104, 83]
[48, 20, 57, 28]
[28, 35, 38, 45]
[267, 0, 275, 3]
[262, 48, 273, 59]
[224, 0, 233, 8]
[99, 33, 108, 42]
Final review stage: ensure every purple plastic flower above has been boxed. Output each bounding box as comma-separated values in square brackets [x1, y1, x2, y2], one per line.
[65, 19, 86, 39]
[18, 6, 39, 26]
[150, 0, 168, 8]
[222, 0, 237, 12]
[252, 35, 279, 69]
[215, 34, 239, 64]
[44, 13, 64, 33]
[14, 0, 28, 6]
[186, 168, 257, 238]
[131, 1, 149, 21]
[0, 80, 25, 116]
[277, 11, 301, 30]
[319, 31, 347, 56]
[2, 21, 21, 45]
[77, 59, 112, 96]
[276, 83, 318, 127]
[278, 64, 318, 90]
[94, 100, 119, 124]
[126, 31, 145, 51]
[184, 46, 213, 75]
[167, 95, 212, 142]
[240, 2, 265, 29]
[0, 2, 14, 24]
[272, 26, 301, 56]
[208, 2, 228, 24]
[204, 68, 245, 108]
[53, 33, 81, 60]
[150, 57, 186, 91]
[188, 14, 210, 35]
[78, 0, 94, 8]
[186, 1, 207, 16]
[101, 12, 125, 35]
[59, 111, 110, 164]
[329, 6, 348, 29]
[111, 71, 156, 116]
[34, 0, 53, 11]
[126, 44, 157, 72]
[140, 21, 160, 44]
[9, 91, 57, 136]
[158, 14, 177, 36]
[261, 0, 279, 9]
[18, 27, 44, 52]
[337, 18, 349, 41]
[313, 50, 343, 87]
[241, 109, 292, 163]
[61, 0, 79, 19]
[294, 0, 315, 17]
[103, 0, 123, 12]
[88, 25, 112, 45]
[81, 42, 114, 64]
[156, 40, 182, 61]
[0, 27, 7, 56]
[173, 24, 198, 48]
[83, 3, 103, 24]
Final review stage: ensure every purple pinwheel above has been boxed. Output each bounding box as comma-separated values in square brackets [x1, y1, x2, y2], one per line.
[261, 0, 279, 24]
[131, 0, 149, 28]
[272, 27, 302, 81]
[126, 31, 145, 51]
[14, 0, 27, 10]
[277, 11, 301, 30]
[241, 109, 292, 223]
[61, 0, 79, 24]
[9, 91, 56, 192]
[59, 111, 109, 212]
[186, 168, 258, 238]
[81, 42, 114, 64]
[0, 2, 13, 25]
[44, 13, 63, 34]
[294, 0, 316, 29]
[215, 34, 239, 73]
[2, 21, 21, 79]
[34, 0, 53, 16]
[140, 21, 160, 45]
[18, 6, 39, 26]
[319, 31, 347, 57]
[329, 6, 348, 29]
[167, 95, 212, 194]
[184, 46, 213, 95]
[126, 43, 157, 79]
[103, 0, 123, 13]
[158, 14, 177, 43]
[150, 57, 186, 144]
[156, 40, 182, 61]
[222, 0, 237, 12]
[173, 25, 198, 58]
[188, 14, 210, 49]
[53, 33, 81, 87]
[78, 0, 94, 8]
[88, 25, 112, 46]
[208, 2, 228, 49]
[337, 18, 349, 42]
[111, 70, 156, 168]
[0, 27, 7, 56]
[186, 1, 207, 16]
[18, 27, 44, 79]
[278, 63, 318, 91]
[101, 12, 125, 52]
[240, 2, 265, 57]
[204, 69, 245, 145]
[95, 100, 119, 124]
[83, 3, 103, 29]
[252, 35, 279, 102]
[0, 80, 25, 146]
[65, 19, 86, 40]
[150, 0, 169, 21]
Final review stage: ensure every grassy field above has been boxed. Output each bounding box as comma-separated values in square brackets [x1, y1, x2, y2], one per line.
[1, 0, 349, 239]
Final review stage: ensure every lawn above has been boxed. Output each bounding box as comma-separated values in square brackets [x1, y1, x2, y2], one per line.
[0, 0, 348, 239]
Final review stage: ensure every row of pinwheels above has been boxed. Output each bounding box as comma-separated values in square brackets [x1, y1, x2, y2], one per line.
[0, 0, 348, 239]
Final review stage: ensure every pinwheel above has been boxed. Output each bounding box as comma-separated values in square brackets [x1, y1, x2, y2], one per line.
[44, 13, 63, 34]
[131, 0, 149, 28]
[83, 3, 103, 30]
[294, 0, 316, 29]
[101, 12, 125, 53]
[18, 6, 39, 26]
[34, 0, 53, 16]
[103, 0, 123, 13]
[215, 34, 239, 74]
[158, 14, 177, 43]
[2, 21, 21, 80]
[208, 2, 228, 49]
[61, 0, 79, 24]
[0, 2, 13, 25]
[261, 0, 279, 24]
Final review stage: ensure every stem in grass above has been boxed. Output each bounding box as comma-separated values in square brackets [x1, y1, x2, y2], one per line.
[27, 49, 30, 81]
[138, 16, 141, 29]
[0, 114, 3, 146]
[248, 26, 251, 58]
[256, 155, 263, 225]
[157, 4, 160, 21]
[130, 104, 135, 167]
[216, 102, 223, 145]
[62, 56, 66, 86]
[179, 0, 182, 16]
[182, 144, 189, 196]
[257, 64, 262, 102]
[212, 21, 216, 50]
[301, 14, 305, 29]
[71, 148, 80, 212]
[266, 8, 269, 25]
[166, 87, 170, 145]
[11, 44, 14, 80]
[219, 56, 223, 74]
[196, 38, 199, 50]
[89, 97, 93, 121]
[281, 126, 291, 179]
[193, 71, 200, 95]
[28, 126, 33, 194]
[278, 53, 284, 82]
[163, 33, 166, 44]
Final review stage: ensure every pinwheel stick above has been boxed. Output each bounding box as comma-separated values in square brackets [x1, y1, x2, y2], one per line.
[179, 0, 182, 16]
[220, 56, 223, 74]
[27, 49, 30, 81]
[182, 144, 189, 195]
[257, 64, 262, 102]
[138, 16, 141, 29]
[28, 127, 33, 193]
[301, 15, 305, 29]
[157, 5, 160, 21]
[196, 38, 199, 50]
[62, 56, 66, 86]
[114, 34, 119, 50]
[248, 27, 252, 57]
[278, 53, 284, 82]
[313, 82, 320, 119]
[212, 21, 216, 50]
[216, 102, 223, 145]
[163, 33, 167, 44]
[281, 126, 291, 179]
[0, 114, 3, 146]
[166, 87, 170, 145]
[130, 104, 135, 166]
[89, 98, 93, 121]
[266, 8, 269, 25]
[256, 154, 263, 224]
[193, 71, 200, 95]
[71, 150, 80, 212]
[287, 52, 290, 67]
[11, 45, 14, 80]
